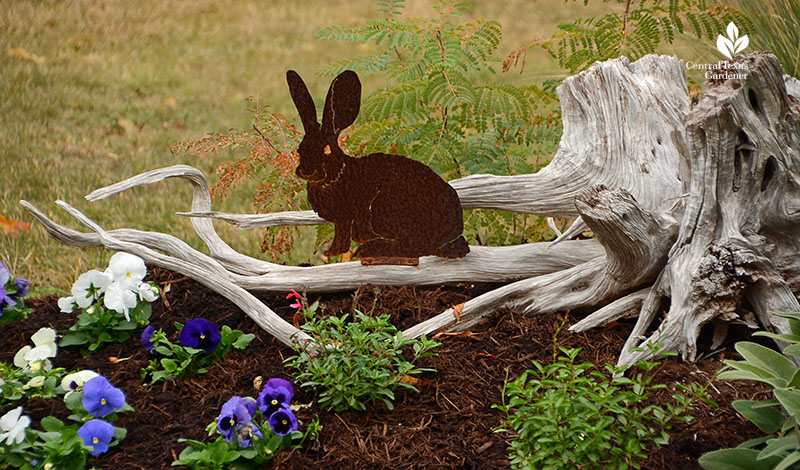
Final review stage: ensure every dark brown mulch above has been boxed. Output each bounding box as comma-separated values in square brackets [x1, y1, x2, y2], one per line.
[0, 266, 770, 470]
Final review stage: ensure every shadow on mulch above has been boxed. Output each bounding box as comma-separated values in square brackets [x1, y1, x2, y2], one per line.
[0, 266, 770, 470]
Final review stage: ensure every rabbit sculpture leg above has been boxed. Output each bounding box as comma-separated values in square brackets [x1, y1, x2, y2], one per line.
[287, 69, 469, 266]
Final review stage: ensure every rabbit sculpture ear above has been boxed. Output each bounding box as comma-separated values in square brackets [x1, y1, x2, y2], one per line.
[287, 70, 319, 134]
[321, 70, 361, 138]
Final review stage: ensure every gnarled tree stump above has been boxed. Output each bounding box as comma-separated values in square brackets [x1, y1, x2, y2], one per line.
[23, 52, 800, 367]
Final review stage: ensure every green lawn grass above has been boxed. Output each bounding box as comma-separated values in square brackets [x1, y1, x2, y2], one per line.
[2, 0, 717, 296]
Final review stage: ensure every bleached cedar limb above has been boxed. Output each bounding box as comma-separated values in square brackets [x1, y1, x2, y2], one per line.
[570, 287, 651, 332]
[23, 182, 603, 292]
[177, 209, 326, 230]
[86, 165, 283, 276]
[404, 186, 678, 338]
[20, 200, 311, 350]
[615, 52, 800, 368]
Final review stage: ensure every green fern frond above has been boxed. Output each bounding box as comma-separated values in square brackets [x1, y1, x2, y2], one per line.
[423, 71, 476, 108]
[361, 81, 427, 121]
[377, 0, 405, 16]
[319, 51, 394, 77]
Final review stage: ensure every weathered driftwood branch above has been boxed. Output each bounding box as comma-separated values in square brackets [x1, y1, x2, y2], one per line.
[405, 185, 677, 337]
[26, 175, 603, 291]
[21, 200, 311, 349]
[24, 52, 800, 368]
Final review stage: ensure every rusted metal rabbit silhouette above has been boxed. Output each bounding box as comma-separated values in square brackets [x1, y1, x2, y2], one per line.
[287, 70, 470, 266]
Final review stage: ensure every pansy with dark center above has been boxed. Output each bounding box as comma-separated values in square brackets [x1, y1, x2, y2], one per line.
[178, 318, 221, 353]
[140, 325, 156, 353]
[77, 419, 114, 456]
[217, 396, 257, 443]
[257, 377, 294, 417]
[82, 376, 125, 417]
[268, 406, 298, 436]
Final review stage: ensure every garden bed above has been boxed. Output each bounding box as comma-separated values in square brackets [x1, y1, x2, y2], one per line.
[0, 266, 768, 469]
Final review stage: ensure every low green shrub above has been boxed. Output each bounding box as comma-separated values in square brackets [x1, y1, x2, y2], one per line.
[285, 292, 439, 411]
[495, 344, 710, 470]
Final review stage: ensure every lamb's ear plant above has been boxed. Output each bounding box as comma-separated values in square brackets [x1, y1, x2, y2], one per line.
[284, 292, 440, 411]
[140, 319, 254, 384]
[494, 341, 712, 470]
[699, 311, 800, 470]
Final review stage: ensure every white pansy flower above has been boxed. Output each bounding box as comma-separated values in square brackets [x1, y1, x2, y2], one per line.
[13, 347, 30, 369]
[71, 270, 112, 309]
[24, 345, 55, 364]
[58, 296, 76, 313]
[30, 328, 57, 357]
[0, 407, 31, 445]
[13, 328, 57, 372]
[138, 283, 159, 303]
[107, 252, 147, 286]
[104, 281, 138, 322]
[60, 370, 99, 397]
[23, 376, 45, 389]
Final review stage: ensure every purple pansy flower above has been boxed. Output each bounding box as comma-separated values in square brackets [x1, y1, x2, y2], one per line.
[257, 378, 294, 417]
[178, 318, 221, 353]
[0, 263, 30, 313]
[140, 325, 156, 353]
[0, 263, 10, 286]
[217, 396, 257, 443]
[77, 419, 115, 455]
[82, 376, 126, 417]
[12, 277, 28, 299]
[0, 263, 14, 309]
[268, 406, 298, 435]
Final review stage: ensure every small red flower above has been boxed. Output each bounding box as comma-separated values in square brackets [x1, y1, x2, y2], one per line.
[384, 353, 390, 358]
[286, 289, 301, 300]
[286, 289, 302, 309]
[373, 352, 379, 357]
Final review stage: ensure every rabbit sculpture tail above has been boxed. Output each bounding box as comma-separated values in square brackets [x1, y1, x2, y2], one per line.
[287, 69, 470, 266]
